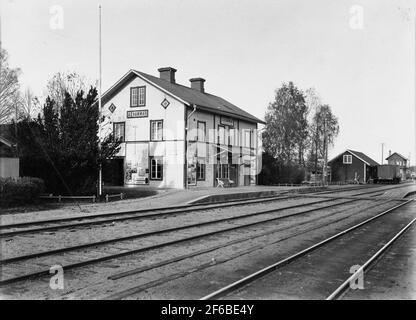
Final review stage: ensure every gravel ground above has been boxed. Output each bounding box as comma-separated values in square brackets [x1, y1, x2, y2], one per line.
[0, 198, 399, 299]
[1, 183, 413, 300]
[111, 200, 401, 300]
[222, 201, 416, 299]
[0, 197, 330, 258]
[341, 217, 416, 300]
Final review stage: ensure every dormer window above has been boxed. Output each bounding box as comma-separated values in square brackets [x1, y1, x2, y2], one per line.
[343, 154, 352, 164]
[130, 86, 146, 107]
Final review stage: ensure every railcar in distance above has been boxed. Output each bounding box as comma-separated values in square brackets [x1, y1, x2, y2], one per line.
[373, 164, 401, 184]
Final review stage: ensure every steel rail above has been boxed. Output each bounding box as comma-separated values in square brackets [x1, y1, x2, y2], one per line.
[0, 194, 297, 237]
[0, 197, 344, 265]
[326, 214, 416, 300]
[0, 184, 402, 237]
[0, 198, 365, 285]
[108, 199, 392, 282]
[200, 199, 413, 300]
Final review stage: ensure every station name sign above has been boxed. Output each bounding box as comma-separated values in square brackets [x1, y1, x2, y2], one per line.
[127, 110, 149, 118]
[220, 116, 235, 127]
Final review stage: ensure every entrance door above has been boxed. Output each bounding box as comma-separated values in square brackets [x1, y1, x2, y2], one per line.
[187, 164, 197, 186]
[229, 164, 238, 186]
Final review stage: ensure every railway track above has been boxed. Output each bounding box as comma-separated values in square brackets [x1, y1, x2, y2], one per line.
[0, 196, 390, 286]
[0, 183, 405, 238]
[198, 199, 415, 300]
[1, 183, 412, 300]
[327, 214, 416, 300]
[104, 198, 397, 300]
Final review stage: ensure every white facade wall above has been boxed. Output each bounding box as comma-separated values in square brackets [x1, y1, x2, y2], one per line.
[187, 109, 258, 187]
[0, 157, 19, 178]
[102, 76, 186, 188]
[101, 74, 259, 189]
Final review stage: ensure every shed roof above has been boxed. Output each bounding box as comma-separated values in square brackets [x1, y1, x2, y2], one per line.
[385, 152, 407, 161]
[328, 149, 379, 166]
[0, 124, 15, 148]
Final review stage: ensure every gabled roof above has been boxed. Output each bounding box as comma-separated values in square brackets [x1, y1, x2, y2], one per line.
[0, 136, 14, 148]
[99, 69, 265, 124]
[328, 149, 379, 166]
[385, 152, 407, 161]
[0, 124, 16, 148]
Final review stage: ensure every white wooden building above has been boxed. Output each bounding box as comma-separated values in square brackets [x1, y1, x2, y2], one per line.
[100, 67, 264, 189]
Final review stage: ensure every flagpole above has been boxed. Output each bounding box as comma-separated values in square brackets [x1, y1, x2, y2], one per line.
[98, 5, 103, 197]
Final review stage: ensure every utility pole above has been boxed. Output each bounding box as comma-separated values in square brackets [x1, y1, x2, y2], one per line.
[322, 116, 328, 185]
[98, 5, 103, 198]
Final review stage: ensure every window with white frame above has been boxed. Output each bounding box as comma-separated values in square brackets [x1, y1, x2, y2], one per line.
[229, 128, 235, 145]
[131, 86, 146, 107]
[218, 125, 225, 144]
[150, 120, 163, 141]
[218, 164, 229, 179]
[150, 157, 163, 180]
[343, 154, 352, 164]
[113, 122, 125, 142]
[197, 121, 206, 142]
[243, 130, 251, 148]
[197, 161, 205, 180]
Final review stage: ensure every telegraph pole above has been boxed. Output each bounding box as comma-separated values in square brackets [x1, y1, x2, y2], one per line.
[98, 5, 103, 197]
[414, 11, 416, 168]
[322, 117, 328, 185]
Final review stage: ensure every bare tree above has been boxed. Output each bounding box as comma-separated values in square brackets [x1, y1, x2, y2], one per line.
[45, 71, 88, 111]
[0, 49, 22, 124]
[18, 88, 41, 120]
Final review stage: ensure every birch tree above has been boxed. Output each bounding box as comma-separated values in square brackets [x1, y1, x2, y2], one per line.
[0, 49, 21, 124]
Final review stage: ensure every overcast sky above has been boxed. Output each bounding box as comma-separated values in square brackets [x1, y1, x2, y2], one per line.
[1, 0, 415, 164]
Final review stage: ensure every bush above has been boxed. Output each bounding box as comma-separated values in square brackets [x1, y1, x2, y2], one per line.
[258, 152, 306, 185]
[0, 177, 45, 206]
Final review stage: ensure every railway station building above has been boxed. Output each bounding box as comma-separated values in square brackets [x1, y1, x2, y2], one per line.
[328, 149, 379, 183]
[99, 67, 264, 189]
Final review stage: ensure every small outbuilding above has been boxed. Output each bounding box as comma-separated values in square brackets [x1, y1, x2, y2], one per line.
[0, 125, 19, 178]
[328, 149, 379, 183]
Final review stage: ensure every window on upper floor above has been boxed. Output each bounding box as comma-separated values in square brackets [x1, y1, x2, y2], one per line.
[343, 154, 352, 164]
[243, 130, 252, 148]
[218, 125, 225, 145]
[197, 121, 206, 142]
[150, 120, 163, 141]
[113, 122, 125, 142]
[229, 128, 235, 146]
[131, 86, 146, 107]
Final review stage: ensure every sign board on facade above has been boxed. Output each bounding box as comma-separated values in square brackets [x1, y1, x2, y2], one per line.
[161, 98, 170, 109]
[127, 110, 149, 118]
[220, 116, 235, 127]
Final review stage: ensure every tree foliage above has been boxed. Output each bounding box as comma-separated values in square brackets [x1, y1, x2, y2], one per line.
[13, 87, 120, 195]
[307, 104, 339, 174]
[261, 83, 339, 184]
[263, 82, 309, 166]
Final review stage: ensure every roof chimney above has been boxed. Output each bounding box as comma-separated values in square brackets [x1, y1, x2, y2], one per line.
[389, 150, 391, 156]
[158, 67, 177, 83]
[190, 78, 206, 93]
